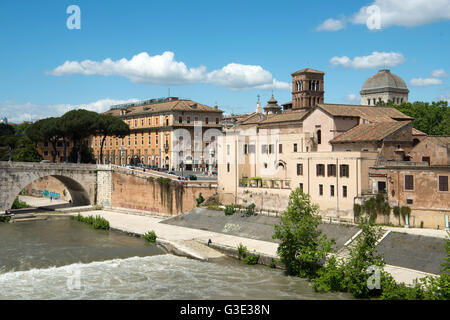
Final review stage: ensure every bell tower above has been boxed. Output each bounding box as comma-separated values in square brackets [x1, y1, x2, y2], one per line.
[291, 68, 325, 109]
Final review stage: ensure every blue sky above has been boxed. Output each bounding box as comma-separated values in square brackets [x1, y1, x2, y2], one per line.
[0, 0, 449, 122]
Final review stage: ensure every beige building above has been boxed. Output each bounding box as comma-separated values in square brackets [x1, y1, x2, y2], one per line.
[217, 67, 440, 223]
[92, 97, 223, 171]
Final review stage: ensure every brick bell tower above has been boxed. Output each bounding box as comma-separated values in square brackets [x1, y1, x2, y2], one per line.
[291, 68, 325, 109]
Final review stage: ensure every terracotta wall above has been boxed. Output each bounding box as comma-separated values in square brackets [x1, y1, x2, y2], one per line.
[111, 171, 217, 215]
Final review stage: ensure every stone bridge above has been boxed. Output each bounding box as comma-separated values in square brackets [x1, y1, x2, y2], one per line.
[0, 162, 112, 212]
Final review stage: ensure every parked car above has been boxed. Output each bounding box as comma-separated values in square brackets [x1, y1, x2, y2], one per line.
[189, 175, 198, 181]
[167, 171, 176, 175]
[40, 160, 52, 164]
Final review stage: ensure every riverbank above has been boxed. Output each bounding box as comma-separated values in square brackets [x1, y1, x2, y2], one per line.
[69, 209, 441, 285]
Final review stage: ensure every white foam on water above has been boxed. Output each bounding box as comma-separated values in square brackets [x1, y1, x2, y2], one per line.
[0, 254, 350, 300]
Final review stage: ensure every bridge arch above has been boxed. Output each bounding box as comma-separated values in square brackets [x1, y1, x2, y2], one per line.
[0, 162, 107, 212]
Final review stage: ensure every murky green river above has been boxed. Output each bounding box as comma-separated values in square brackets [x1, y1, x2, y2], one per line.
[0, 218, 351, 299]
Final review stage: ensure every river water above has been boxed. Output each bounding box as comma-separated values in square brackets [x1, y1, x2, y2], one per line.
[0, 218, 350, 300]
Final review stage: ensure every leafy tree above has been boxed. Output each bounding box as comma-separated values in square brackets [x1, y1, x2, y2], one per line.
[60, 110, 100, 163]
[11, 136, 42, 162]
[26, 117, 64, 162]
[68, 143, 95, 164]
[376, 100, 450, 135]
[273, 189, 334, 278]
[0, 123, 18, 161]
[96, 114, 130, 164]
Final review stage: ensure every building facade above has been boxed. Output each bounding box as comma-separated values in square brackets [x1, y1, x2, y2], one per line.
[218, 67, 449, 228]
[91, 97, 223, 171]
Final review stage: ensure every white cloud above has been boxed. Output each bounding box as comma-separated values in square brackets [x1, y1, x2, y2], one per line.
[346, 94, 359, 102]
[330, 51, 406, 69]
[316, 18, 346, 31]
[318, 0, 450, 30]
[431, 69, 449, 78]
[410, 78, 443, 86]
[439, 92, 450, 103]
[352, 0, 450, 28]
[49, 51, 290, 91]
[0, 98, 138, 123]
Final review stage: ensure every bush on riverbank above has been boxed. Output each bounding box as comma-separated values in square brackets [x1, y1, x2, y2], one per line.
[143, 231, 157, 243]
[224, 205, 235, 216]
[74, 213, 110, 230]
[12, 197, 30, 209]
[0, 215, 11, 223]
[311, 219, 450, 300]
[272, 189, 334, 279]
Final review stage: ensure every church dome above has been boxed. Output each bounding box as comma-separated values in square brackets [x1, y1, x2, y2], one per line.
[361, 69, 409, 94]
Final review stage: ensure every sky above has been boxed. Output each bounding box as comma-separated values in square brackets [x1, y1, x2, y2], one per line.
[0, 0, 449, 123]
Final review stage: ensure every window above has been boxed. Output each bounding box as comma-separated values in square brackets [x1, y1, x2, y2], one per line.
[319, 184, 323, 196]
[405, 175, 414, 190]
[340, 164, 349, 178]
[141, 135, 144, 145]
[317, 130, 322, 145]
[316, 164, 325, 176]
[261, 144, 267, 154]
[44, 142, 49, 147]
[244, 144, 248, 155]
[227, 163, 230, 172]
[264, 163, 268, 169]
[227, 144, 230, 155]
[205, 117, 209, 124]
[44, 151, 48, 156]
[406, 199, 413, 205]
[155, 135, 159, 145]
[439, 176, 448, 191]
[216, 118, 219, 124]
[268, 144, 274, 154]
[297, 163, 303, 176]
[248, 144, 255, 154]
[187, 117, 191, 124]
[299, 183, 303, 192]
[422, 157, 430, 165]
[279, 144, 283, 154]
[195, 117, 198, 122]
[141, 119, 144, 126]
[367, 99, 370, 105]
[179, 116, 183, 124]
[134, 135, 137, 146]
[293, 143, 298, 152]
[342, 186, 348, 198]
[330, 185, 335, 197]
[327, 164, 336, 177]
[116, 138, 119, 147]
[156, 118, 159, 125]
[128, 136, 131, 146]
[166, 119, 169, 126]
[148, 135, 151, 145]
[134, 120, 137, 127]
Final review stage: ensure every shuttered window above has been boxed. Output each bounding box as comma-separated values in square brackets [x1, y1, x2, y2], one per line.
[439, 176, 448, 192]
[405, 175, 414, 190]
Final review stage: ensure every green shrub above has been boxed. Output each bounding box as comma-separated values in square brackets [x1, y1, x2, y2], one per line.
[313, 256, 346, 293]
[196, 192, 205, 207]
[420, 221, 424, 228]
[11, 197, 29, 209]
[400, 206, 411, 218]
[237, 243, 248, 260]
[272, 189, 335, 279]
[245, 203, 256, 216]
[270, 258, 276, 269]
[353, 204, 362, 220]
[143, 231, 157, 243]
[74, 213, 110, 230]
[224, 205, 235, 216]
[244, 254, 259, 265]
[0, 215, 11, 223]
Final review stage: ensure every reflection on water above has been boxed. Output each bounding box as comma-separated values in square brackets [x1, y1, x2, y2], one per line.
[0, 218, 352, 300]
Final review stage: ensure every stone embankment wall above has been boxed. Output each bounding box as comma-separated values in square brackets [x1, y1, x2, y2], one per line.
[110, 169, 217, 215]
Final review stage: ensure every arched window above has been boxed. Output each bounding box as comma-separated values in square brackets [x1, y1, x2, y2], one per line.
[317, 130, 322, 145]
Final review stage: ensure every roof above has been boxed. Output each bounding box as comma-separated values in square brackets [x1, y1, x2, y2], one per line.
[330, 121, 410, 144]
[412, 128, 427, 136]
[260, 110, 310, 124]
[423, 136, 450, 148]
[361, 69, 409, 93]
[105, 99, 222, 117]
[317, 103, 413, 122]
[291, 68, 325, 76]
